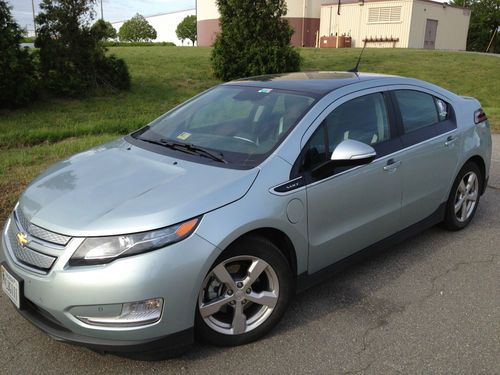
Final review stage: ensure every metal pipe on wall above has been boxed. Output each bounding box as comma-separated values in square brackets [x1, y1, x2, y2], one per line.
[301, 0, 306, 46]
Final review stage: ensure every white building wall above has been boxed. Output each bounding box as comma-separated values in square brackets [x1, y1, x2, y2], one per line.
[197, 0, 329, 20]
[320, 1, 413, 48]
[197, 0, 219, 21]
[286, 0, 333, 18]
[408, 1, 470, 50]
[112, 9, 196, 46]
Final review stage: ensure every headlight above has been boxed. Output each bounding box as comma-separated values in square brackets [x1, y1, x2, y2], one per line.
[69, 217, 200, 266]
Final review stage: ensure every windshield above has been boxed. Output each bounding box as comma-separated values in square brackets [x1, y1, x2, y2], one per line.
[135, 85, 317, 167]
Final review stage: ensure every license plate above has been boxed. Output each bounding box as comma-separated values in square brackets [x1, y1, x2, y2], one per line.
[1, 265, 21, 309]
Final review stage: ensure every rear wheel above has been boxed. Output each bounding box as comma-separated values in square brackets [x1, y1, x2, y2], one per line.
[195, 236, 293, 346]
[442, 162, 482, 230]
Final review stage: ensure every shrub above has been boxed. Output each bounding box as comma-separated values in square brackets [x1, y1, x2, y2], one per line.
[0, 0, 38, 108]
[212, 0, 301, 81]
[95, 55, 130, 90]
[35, 0, 130, 97]
[119, 14, 157, 42]
[91, 19, 117, 41]
[103, 41, 175, 47]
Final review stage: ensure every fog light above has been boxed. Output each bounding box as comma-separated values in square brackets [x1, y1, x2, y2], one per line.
[76, 298, 163, 327]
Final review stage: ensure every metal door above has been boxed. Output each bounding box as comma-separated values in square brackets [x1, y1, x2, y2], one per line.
[306, 155, 402, 273]
[424, 19, 438, 49]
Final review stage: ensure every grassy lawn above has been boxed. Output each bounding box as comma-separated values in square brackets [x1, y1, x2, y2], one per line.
[0, 47, 498, 221]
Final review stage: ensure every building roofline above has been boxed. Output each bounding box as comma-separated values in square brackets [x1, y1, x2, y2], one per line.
[321, 0, 469, 11]
[111, 8, 195, 25]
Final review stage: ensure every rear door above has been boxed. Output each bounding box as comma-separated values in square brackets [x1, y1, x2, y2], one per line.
[390, 89, 459, 228]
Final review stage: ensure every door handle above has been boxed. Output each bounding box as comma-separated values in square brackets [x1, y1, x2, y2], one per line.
[383, 159, 402, 172]
[445, 136, 457, 147]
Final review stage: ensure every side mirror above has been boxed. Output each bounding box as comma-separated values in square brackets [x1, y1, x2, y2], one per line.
[330, 139, 376, 164]
[311, 139, 376, 179]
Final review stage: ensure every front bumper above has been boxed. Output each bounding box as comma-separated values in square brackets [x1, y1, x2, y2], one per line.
[0, 219, 220, 352]
[18, 296, 193, 354]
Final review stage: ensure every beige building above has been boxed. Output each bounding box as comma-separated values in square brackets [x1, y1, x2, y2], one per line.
[321, 0, 471, 49]
[197, 0, 332, 47]
[197, 0, 470, 50]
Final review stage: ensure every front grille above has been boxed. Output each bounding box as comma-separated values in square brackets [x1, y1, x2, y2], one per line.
[7, 223, 56, 271]
[15, 208, 71, 246]
[5, 207, 73, 273]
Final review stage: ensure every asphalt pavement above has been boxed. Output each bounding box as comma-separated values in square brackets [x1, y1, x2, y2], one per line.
[1, 135, 499, 375]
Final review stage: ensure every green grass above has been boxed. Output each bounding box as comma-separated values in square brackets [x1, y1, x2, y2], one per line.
[0, 47, 499, 220]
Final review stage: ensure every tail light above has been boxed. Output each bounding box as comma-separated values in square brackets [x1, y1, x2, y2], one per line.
[474, 108, 488, 124]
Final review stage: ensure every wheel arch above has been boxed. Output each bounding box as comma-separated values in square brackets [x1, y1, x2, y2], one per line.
[465, 155, 487, 194]
[224, 227, 298, 279]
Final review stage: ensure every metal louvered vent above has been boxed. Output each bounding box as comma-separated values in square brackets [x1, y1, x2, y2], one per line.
[368, 6, 402, 23]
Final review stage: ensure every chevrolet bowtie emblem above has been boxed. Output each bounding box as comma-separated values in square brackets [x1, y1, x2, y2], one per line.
[16, 232, 29, 247]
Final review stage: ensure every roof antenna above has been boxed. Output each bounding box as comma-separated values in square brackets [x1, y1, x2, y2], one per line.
[349, 42, 367, 73]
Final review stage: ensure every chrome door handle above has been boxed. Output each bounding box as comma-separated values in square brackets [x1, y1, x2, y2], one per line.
[445, 136, 457, 147]
[383, 159, 402, 172]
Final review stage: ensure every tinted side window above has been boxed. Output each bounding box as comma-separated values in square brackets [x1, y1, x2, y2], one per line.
[435, 97, 449, 122]
[394, 90, 438, 133]
[325, 92, 390, 153]
[299, 93, 390, 173]
[300, 124, 328, 172]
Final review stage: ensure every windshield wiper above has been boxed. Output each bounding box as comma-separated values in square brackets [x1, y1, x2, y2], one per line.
[138, 137, 228, 164]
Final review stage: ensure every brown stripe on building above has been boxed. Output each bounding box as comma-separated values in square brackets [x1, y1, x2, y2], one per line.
[287, 18, 320, 47]
[197, 18, 320, 47]
[197, 19, 220, 46]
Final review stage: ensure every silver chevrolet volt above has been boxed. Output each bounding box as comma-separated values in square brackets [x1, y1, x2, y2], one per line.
[0, 72, 492, 358]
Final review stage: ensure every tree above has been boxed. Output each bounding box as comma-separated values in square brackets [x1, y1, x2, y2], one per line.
[91, 19, 117, 41]
[452, 0, 500, 53]
[211, 0, 301, 81]
[118, 14, 157, 42]
[176, 15, 197, 45]
[36, 0, 130, 96]
[0, 0, 38, 107]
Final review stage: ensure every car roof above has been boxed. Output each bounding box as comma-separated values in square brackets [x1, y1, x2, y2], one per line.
[223, 71, 398, 95]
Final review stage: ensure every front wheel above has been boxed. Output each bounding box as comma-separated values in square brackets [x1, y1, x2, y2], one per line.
[195, 236, 293, 346]
[442, 162, 482, 231]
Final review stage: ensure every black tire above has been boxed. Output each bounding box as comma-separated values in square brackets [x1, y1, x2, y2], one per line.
[442, 161, 482, 231]
[195, 236, 293, 346]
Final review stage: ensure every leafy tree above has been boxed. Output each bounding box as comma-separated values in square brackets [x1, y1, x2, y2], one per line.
[212, 0, 301, 81]
[119, 14, 157, 42]
[91, 19, 117, 41]
[452, 0, 500, 53]
[176, 15, 197, 45]
[35, 0, 130, 96]
[0, 0, 38, 108]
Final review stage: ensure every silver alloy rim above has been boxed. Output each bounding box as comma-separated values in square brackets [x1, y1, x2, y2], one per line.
[454, 171, 479, 222]
[198, 255, 279, 335]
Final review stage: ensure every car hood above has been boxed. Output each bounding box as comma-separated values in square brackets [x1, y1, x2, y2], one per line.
[18, 139, 259, 237]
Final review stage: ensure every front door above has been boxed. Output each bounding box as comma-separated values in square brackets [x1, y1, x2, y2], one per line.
[424, 19, 438, 49]
[298, 92, 403, 273]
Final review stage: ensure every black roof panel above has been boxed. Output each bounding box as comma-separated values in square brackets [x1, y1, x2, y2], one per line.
[223, 71, 396, 95]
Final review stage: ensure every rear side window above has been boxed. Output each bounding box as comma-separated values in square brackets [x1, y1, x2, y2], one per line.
[435, 98, 449, 122]
[394, 90, 438, 133]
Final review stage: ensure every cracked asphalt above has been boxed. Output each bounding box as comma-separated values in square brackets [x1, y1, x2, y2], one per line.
[1, 135, 499, 374]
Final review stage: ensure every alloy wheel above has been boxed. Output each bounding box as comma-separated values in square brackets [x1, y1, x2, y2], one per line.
[198, 255, 280, 335]
[454, 171, 479, 222]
